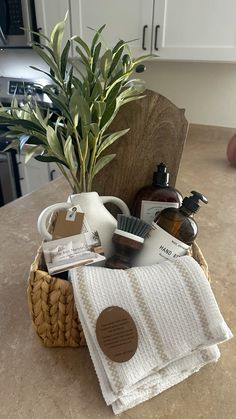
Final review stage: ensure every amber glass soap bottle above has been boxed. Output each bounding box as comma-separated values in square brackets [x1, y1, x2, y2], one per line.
[134, 191, 208, 267]
[154, 191, 208, 245]
[132, 162, 182, 224]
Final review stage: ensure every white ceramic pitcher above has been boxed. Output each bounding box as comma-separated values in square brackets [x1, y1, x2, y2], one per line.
[37, 192, 130, 257]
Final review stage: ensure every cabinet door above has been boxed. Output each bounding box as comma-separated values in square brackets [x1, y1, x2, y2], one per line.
[34, 0, 71, 47]
[70, 0, 153, 56]
[17, 154, 50, 195]
[154, 0, 236, 61]
[48, 163, 62, 182]
[16, 156, 27, 196]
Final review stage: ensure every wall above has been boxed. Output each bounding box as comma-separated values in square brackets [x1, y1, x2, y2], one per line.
[141, 61, 236, 128]
[2, 49, 236, 128]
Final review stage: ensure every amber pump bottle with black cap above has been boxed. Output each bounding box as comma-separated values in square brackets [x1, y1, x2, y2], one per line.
[132, 162, 182, 224]
[154, 191, 208, 245]
[134, 191, 208, 267]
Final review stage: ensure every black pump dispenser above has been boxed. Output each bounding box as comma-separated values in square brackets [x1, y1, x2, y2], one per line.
[182, 191, 208, 214]
[153, 162, 169, 187]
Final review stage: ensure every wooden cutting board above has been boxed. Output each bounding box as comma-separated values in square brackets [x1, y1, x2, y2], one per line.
[93, 89, 188, 211]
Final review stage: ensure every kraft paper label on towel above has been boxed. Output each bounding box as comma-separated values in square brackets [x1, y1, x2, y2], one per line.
[96, 306, 138, 363]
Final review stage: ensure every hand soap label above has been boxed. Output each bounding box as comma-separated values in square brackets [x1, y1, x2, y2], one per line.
[135, 223, 190, 266]
[141, 200, 179, 224]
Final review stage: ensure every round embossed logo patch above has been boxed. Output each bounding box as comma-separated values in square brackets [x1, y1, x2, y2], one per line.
[96, 306, 138, 363]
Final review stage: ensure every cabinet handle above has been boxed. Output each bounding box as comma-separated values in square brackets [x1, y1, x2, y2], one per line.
[142, 25, 148, 50]
[35, 27, 42, 44]
[154, 25, 160, 51]
[50, 169, 56, 181]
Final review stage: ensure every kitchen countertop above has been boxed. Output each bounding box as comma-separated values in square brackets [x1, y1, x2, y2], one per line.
[0, 124, 235, 419]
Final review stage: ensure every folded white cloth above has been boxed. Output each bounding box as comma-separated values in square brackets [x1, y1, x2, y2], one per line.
[71, 256, 233, 414]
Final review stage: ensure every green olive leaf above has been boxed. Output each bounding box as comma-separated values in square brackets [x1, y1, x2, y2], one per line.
[97, 129, 129, 156]
[87, 123, 99, 137]
[25, 146, 42, 163]
[93, 154, 116, 177]
[75, 45, 91, 68]
[100, 99, 117, 129]
[35, 154, 69, 168]
[73, 35, 91, 56]
[92, 42, 101, 72]
[50, 13, 67, 61]
[90, 24, 106, 54]
[100, 50, 112, 79]
[90, 78, 103, 101]
[108, 43, 125, 77]
[77, 94, 91, 125]
[64, 135, 75, 171]
[46, 125, 63, 158]
[61, 40, 71, 78]
[32, 45, 61, 80]
[93, 101, 106, 119]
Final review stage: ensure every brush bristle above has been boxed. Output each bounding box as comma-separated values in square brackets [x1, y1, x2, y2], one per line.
[117, 215, 151, 238]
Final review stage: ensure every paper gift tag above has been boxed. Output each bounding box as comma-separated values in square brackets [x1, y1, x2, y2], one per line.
[96, 306, 138, 363]
[52, 208, 84, 239]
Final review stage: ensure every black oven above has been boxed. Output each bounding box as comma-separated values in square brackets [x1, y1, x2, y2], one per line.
[0, 0, 37, 48]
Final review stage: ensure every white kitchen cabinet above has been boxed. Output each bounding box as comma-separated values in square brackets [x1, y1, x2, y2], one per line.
[153, 0, 236, 61]
[70, 0, 153, 57]
[69, 0, 236, 62]
[17, 153, 50, 196]
[48, 163, 62, 182]
[34, 0, 71, 49]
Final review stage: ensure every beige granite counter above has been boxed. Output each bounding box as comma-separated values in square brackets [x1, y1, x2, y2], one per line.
[0, 124, 235, 419]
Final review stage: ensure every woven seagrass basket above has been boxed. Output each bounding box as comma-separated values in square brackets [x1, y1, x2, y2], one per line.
[27, 241, 209, 348]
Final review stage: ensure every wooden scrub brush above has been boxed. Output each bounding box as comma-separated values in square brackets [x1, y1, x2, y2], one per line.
[105, 214, 151, 270]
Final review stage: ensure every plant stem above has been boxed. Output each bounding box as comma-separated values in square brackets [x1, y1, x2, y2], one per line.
[74, 128, 87, 192]
[57, 164, 73, 189]
[87, 133, 100, 191]
[81, 132, 89, 192]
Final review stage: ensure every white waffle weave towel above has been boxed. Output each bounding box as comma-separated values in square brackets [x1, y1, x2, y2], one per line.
[71, 256, 233, 414]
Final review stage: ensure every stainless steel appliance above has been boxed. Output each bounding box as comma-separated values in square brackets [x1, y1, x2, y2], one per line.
[0, 150, 18, 205]
[0, 76, 51, 106]
[0, 76, 51, 206]
[0, 0, 37, 48]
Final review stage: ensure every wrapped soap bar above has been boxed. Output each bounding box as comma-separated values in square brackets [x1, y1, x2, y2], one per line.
[42, 231, 105, 275]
